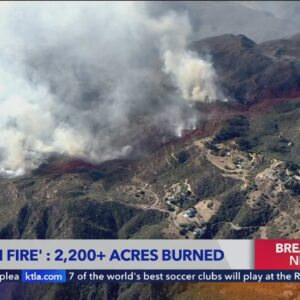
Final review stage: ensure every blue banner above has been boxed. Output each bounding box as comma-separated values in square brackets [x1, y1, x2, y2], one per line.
[22, 270, 66, 283]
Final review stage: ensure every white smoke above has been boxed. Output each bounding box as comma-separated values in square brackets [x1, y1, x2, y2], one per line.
[148, 11, 222, 103]
[0, 2, 221, 176]
[163, 50, 221, 102]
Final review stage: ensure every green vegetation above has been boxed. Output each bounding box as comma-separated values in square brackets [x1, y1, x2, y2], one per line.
[211, 187, 246, 223]
[213, 116, 249, 143]
[238, 99, 300, 164]
[195, 175, 240, 199]
[176, 150, 190, 164]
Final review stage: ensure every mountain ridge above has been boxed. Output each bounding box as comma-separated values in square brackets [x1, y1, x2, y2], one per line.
[190, 32, 300, 104]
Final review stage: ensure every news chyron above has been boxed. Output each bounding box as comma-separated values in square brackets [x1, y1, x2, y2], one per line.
[0, 240, 299, 283]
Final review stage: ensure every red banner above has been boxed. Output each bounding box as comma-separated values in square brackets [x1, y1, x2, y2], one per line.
[255, 240, 300, 270]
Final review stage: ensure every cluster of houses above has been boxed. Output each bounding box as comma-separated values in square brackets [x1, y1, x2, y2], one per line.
[163, 182, 207, 238]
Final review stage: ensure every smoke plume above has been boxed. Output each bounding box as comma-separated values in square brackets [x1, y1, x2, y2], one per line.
[0, 2, 221, 176]
[163, 50, 221, 102]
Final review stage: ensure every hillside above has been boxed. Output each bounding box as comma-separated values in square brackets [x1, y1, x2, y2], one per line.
[190, 34, 300, 104]
[1, 33, 300, 299]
